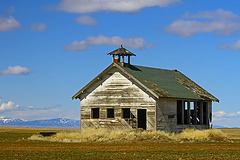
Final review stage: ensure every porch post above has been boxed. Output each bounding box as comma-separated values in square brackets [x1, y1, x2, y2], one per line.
[181, 101, 185, 124]
[187, 101, 190, 124]
[200, 102, 203, 125]
[194, 101, 197, 125]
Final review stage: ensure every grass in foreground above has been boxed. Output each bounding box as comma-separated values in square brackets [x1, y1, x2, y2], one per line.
[0, 127, 239, 159]
[29, 128, 228, 143]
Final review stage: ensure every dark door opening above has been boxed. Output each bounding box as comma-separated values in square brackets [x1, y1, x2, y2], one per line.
[137, 109, 146, 129]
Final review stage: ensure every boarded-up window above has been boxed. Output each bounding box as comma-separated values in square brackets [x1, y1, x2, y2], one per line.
[122, 108, 130, 118]
[107, 108, 114, 118]
[91, 108, 99, 119]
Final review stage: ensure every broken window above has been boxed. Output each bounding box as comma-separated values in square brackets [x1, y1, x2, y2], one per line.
[177, 100, 209, 125]
[107, 108, 114, 118]
[122, 108, 130, 118]
[190, 102, 194, 124]
[91, 108, 99, 119]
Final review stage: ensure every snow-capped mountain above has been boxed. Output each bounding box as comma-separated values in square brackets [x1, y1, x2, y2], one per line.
[0, 117, 80, 128]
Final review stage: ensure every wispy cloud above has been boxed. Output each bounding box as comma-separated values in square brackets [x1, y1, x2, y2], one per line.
[166, 9, 240, 37]
[213, 110, 240, 118]
[181, 9, 239, 20]
[64, 35, 155, 51]
[0, 16, 21, 32]
[55, 0, 181, 13]
[31, 23, 48, 32]
[6, 6, 15, 15]
[0, 100, 78, 120]
[0, 66, 31, 75]
[74, 15, 97, 26]
[218, 39, 240, 50]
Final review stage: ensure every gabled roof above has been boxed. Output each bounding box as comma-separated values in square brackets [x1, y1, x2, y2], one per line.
[72, 63, 219, 102]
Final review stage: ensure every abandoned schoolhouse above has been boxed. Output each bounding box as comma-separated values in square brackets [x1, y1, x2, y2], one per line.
[72, 46, 219, 132]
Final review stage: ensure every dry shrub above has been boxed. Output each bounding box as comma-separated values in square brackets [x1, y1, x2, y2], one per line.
[28, 128, 228, 143]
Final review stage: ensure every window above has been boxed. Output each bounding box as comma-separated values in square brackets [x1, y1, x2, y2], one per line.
[107, 108, 114, 118]
[122, 108, 130, 118]
[177, 100, 209, 125]
[91, 108, 99, 119]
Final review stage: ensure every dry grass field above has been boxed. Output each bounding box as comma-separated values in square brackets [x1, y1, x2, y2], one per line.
[0, 127, 239, 159]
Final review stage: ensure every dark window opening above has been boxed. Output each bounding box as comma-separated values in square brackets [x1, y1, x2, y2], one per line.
[137, 109, 146, 129]
[91, 108, 99, 119]
[203, 102, 208, 125]
[177, 101, 209, 125]
[107, 108, 114, 118]
[122, 108, 130, 118]
[177, 100, 183, 124]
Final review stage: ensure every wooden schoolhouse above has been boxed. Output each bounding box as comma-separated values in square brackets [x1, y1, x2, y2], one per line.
[72, 46, 219, 132]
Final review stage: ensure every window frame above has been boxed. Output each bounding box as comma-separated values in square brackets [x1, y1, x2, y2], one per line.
[91, 107, 100, 119]
[107, 108, 115, 119]
[122, 108, 131, 119]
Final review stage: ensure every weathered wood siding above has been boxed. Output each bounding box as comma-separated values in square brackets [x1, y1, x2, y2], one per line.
[80, 68, 156, 130]
[156, 98, 176, 132]
[156, 99, 212, 132]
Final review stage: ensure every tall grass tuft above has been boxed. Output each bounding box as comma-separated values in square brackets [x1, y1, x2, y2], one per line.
[28, 128, 228, 143]
[175, 129, 228, 142]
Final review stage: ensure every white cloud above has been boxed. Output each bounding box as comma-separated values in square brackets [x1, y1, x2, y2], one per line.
[0, 100, 19, 112]
[0, 66, 31, 75]
[182, 9, 239, 20]
[218, 39, 240, 50]
[212, 110, 240, 128]
[166, 9, 240, 37]
[2, 109, 80, 121]
[64, 35, 155, 51]
[213, 110, 240, 118]
[0, 16, 21, 32]
[55, 0, 181, 13]
[75, 15, 97, 26]
[0, 100, 79, 120]
[31, 23, 48, 31]
[213, 111, 226, 118]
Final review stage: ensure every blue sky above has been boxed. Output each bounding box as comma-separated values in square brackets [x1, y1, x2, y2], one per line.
[0, 0, 240, 127]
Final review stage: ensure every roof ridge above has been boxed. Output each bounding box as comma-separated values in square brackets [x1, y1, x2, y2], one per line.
[130, 64, 174, 72]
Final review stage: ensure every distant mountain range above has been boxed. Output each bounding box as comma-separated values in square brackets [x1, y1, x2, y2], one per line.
[213, 125, 239, 129]
[0, 117, 80, 129]
[0, 117, 238, 129]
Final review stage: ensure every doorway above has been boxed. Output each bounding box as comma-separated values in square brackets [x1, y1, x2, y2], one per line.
[137, 109, 146, 129]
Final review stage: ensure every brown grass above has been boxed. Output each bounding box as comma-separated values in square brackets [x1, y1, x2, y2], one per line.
[29, 128, 228, 143]
[219, 128, 240, 139]
[1, 127, 240, 159]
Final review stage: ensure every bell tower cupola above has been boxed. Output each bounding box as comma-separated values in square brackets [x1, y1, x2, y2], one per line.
[107, 45, 136, 67]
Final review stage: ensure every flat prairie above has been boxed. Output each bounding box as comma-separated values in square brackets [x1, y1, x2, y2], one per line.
[0, 127, 239, 160]
[219, 128, 240, 139]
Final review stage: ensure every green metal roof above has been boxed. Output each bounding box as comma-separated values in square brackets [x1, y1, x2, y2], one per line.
[116, 63, 219, 102]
